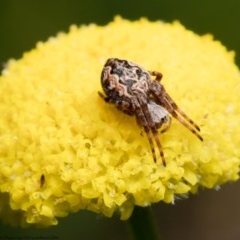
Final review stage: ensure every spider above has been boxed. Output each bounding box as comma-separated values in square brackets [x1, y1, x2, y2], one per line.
[99, 58, 203, 166]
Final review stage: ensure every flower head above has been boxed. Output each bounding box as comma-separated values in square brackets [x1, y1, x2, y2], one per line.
[0, 16, 240, 227]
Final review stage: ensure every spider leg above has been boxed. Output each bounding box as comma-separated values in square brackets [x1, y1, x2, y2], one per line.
[116, 103, 135, 116]
[163, 93, 203, 141]
[99, 91, 135, 116]
[149, 71, 163, 81]
[131, 95, 166, 166]
[98, 91, 110, 102]
[149, 82, 203, 141]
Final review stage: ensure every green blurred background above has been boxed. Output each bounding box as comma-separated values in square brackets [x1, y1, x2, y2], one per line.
[0, 1, 240, 239]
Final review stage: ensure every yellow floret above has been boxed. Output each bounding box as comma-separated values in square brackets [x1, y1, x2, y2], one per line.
[0, 16, 239, 227]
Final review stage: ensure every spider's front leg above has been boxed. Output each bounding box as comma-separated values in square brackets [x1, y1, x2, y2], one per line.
[131, 95, 166, 166]
[149, 81, 203, 142]
[159, 117, 172, 134]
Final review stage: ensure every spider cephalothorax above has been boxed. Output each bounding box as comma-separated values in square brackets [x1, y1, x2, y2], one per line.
[99, 58, 203, 166]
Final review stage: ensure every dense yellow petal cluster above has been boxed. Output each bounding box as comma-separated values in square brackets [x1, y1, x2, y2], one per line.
[0, 16, 240, 227]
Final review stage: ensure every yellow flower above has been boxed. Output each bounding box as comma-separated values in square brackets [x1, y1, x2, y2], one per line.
[0, 16, 240, 227]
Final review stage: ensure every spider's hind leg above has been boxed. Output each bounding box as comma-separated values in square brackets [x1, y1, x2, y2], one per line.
[149, 71, 163, 81]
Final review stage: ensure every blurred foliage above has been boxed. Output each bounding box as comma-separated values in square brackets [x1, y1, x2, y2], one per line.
[0, 1, 240, 240]
[0, 0, 240, 67]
